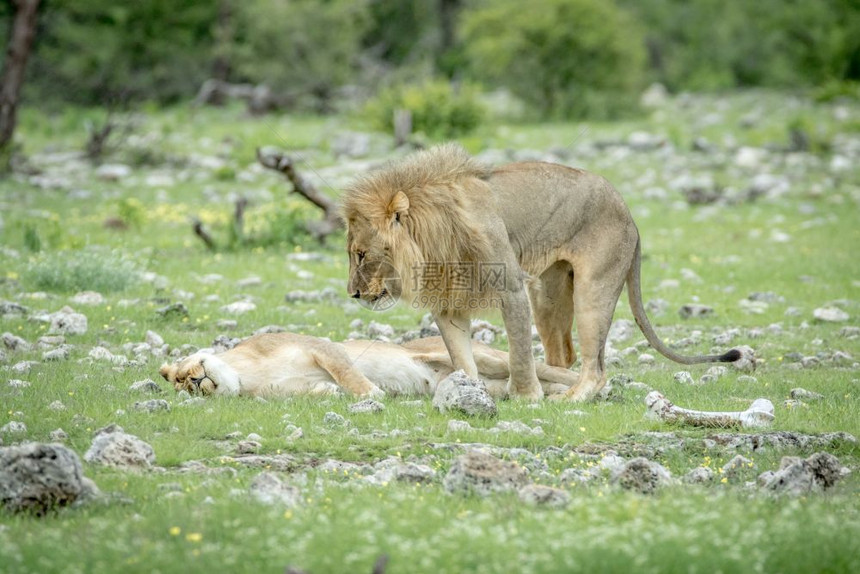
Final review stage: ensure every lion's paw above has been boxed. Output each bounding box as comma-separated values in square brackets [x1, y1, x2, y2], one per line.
[507, 378, 544, 401]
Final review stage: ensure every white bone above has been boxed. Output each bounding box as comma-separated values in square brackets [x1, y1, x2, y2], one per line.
[645, 391, 774, 428]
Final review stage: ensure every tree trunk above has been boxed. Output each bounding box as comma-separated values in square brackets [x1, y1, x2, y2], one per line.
[211, 0, 233, 82]
[0, 0, 41, 158]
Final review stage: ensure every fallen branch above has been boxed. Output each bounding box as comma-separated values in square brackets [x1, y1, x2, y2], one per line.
[645, 391, 774, 429]
[256, 146, 342, 243]
[191, 217, 216, 251]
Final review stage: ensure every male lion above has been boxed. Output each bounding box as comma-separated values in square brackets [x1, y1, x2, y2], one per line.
[158, 333, 575, 398]
[342, 144, 741, 401]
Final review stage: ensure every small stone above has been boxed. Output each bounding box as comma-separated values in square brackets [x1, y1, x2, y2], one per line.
[348, 399, 385, 414]
[1, 421, 26, 434]
[790, 388, 823, 401]
[737, 375, 758, 384]
[8, 379, 30, 389]
[673, 371, 695, 385]
[246, 433, 262, 442]
[129, 379, 163, 394]
[518, 484, 571, 509]
[84, 432, 155, 468]
[447, 420, 473, 433]
[156, 303, 189, 318]
[95, 163, 132, 181]
[48, 307, 88, 335]
[705, 365, 728, 379]
[42, 347, 70, 361]
[50, 429, 68, 441]
[220, 301, 256, 314]
[761, 452, 847, 496]
[443, 450, 529, 497]
[699, 374, 718, 384]
[611, 457, 673, 494]
[47, 400, 66, 411]
[133, 399, 170, 413]
[679, 304, 714, 319]
[0, 443, 99, 514]
[721, 455, 754, 479]
[323, 412, 348, 427]
[683, 467, 715, 484]
[813, 307, 849, 322]
[249, 472, 301, 507]
[145, 330, 165, 348]
[638, 353, 655, 365]
[432, 370, 497, 418]
[367, 321, 395, 339]
[70, 291, 104, 306]
[730, 345, 757, 371]
[237, 441, 261, 454]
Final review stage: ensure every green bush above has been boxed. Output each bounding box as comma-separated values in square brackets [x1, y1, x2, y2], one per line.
[24, 249, 139, 293]
[365, 79, 485, 138]
[461, 0, 646, 119]
[229, 0, 370, 111]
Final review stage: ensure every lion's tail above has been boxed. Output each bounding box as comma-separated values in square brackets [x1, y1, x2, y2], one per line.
[626, 238, 741, 365]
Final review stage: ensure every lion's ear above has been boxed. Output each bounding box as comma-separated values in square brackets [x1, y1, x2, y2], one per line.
[387, 191, 409, 225]
[159, 363, 176, 382]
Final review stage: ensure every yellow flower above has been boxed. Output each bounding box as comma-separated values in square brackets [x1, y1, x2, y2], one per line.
[169, 526, 181, 536]
[720, 477, 728, 484]
[185, 533, 202, 543]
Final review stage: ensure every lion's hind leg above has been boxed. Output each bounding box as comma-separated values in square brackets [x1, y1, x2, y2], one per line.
[529, 261, 576, 369]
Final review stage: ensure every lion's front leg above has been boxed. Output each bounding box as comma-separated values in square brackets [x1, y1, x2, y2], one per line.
[435, 311, 479, 379]
[501, 284, 543, 400]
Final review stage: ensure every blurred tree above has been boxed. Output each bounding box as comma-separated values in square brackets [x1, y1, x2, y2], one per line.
[28, 0, 217, 104]
[229, 0, 370, 112]
[621, 0, 860, 91]
[0, 0, 40, 166]
[462, 0, 646, 118]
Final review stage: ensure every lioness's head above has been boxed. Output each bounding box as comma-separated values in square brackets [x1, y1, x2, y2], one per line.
[159, 353, 217, 395]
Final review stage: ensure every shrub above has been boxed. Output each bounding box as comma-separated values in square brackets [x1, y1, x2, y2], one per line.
[365, 79, 485, 138]
[24, 250, 139, 293]
[461, 0, 646, 119]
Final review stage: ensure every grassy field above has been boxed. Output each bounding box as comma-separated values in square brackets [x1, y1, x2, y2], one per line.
[1, 91, 859, 573]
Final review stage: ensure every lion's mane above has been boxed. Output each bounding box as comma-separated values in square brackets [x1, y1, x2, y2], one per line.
[342, 144, 499, 308]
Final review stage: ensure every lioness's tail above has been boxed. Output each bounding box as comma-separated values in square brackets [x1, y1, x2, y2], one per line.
[626, 238, 741, 365]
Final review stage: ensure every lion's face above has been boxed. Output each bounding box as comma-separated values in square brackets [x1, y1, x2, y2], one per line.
[346, 216, 403, 307]
[159, 354, 217, 395]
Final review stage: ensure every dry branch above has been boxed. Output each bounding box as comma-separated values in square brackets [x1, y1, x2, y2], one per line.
[256, 146, 343, 242]
[191, 217, 216, 251]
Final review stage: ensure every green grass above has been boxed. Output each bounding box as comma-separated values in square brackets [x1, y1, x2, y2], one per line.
[2, 90, 860, 573]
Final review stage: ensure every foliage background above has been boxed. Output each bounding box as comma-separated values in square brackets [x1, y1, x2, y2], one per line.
[3, 0, 859, 118]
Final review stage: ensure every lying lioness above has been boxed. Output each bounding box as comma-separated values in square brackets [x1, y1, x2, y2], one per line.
[159, 333, 576, 399]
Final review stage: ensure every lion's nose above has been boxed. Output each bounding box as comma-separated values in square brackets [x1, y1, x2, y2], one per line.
[351, 290, 361, 299]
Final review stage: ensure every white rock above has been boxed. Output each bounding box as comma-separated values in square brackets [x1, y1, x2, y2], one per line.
[220, 301, 257, 314]
[70, 291, 104, 305]
[813, 307, 849, 322]
[95, 164, 132, 181]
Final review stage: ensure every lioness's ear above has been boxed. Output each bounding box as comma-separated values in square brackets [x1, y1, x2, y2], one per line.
[387, 191, 409, 225]
[159, 363, 175, 382]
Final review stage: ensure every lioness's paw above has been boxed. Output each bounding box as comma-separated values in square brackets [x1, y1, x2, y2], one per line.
[363, 386, 386, 400]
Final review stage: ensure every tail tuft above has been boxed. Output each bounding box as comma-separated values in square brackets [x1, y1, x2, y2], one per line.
[720, 348, 742, 363]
